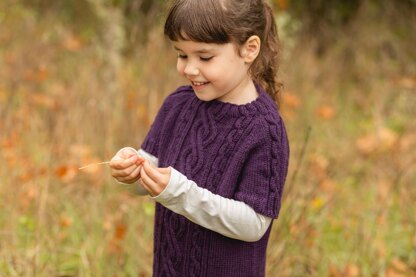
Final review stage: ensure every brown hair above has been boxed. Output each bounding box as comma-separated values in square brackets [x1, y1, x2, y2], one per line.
[164, 0, 282, 105]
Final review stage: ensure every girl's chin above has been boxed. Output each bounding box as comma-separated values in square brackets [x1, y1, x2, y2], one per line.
[194, 90, 215, 102]
[194, 94, 208, 102]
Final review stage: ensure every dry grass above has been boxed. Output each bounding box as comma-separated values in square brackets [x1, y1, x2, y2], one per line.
[0, 1, 415, 276]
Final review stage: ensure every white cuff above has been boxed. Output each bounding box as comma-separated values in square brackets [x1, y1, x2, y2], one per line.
[137, 149, 159, 167]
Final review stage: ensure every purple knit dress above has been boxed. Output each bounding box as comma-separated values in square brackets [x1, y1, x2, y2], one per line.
[141, 85, 289, 277]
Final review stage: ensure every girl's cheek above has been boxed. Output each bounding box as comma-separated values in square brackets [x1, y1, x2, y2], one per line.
[176, 60, 185, 75]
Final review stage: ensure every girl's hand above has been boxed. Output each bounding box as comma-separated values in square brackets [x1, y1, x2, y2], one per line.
[110, 147, 144, 184]
[139, 160, 171, 197]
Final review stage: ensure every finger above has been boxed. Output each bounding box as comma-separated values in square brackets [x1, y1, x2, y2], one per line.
[129, 164, 142, 180]
[116, 165, 141, 182]
[111, 155, 139, 170]
[112, 164, 139, 178]
[118, 174, 140, 184]
[136, 157, 145, 166]
[140, 166, 159, 196]
[117, 147, 138, 159]
[110, 147, 138, 167]
[142, 161, 166, 183]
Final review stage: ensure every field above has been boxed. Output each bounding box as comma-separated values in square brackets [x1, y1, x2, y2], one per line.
[0, 1, 415, 276]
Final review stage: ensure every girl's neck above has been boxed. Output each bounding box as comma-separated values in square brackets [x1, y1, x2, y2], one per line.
[218, 77, 258, 105]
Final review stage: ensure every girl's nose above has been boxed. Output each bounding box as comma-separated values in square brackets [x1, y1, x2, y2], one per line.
[184, 62, 199, 76]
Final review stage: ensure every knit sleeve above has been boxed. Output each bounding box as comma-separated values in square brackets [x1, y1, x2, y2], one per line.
[234, 118, 289, 219]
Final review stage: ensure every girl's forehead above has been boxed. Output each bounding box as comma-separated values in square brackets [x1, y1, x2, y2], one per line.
[173, 40, 222, 52]
[173, 40, 242, 56]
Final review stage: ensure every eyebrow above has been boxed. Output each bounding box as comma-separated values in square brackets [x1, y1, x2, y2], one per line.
[174, 46, 214, 54]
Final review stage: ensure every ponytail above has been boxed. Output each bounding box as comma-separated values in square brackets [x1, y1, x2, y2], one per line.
[250, 2, 282, 107]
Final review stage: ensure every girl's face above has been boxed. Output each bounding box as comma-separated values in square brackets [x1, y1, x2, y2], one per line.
[173, 40, 257, 104]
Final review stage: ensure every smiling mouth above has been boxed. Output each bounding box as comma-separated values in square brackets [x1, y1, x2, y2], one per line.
[191, 81, 209, 86]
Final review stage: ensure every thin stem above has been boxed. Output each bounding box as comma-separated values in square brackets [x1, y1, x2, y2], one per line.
[78, 161, 111, 170]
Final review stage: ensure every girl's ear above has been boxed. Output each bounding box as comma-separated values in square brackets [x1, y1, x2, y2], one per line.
[241, 35, 261, 64]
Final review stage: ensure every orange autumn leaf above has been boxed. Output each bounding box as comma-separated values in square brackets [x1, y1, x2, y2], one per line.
[114, 222, 127, 241]
[36, 67, 49, 83]
[55, 166, 68, 177]
[29, 93, 56, 109]
[69, 144, 93, 160]
[103, 216, 113, 232]
[24, 67, 49, 83]
[38, 166, 48, 178]
[126, 90, 138, 110]
[399, 132, 416, 152]
[107, 240, 123, 256]
[319, 178, 336, 193]
[136, 104, 148, 121]
[328, 264, 343, 277]
[377, 181, 391, 203]
[276, 0, 289, 10]
[1, 137, 16, 149]
[386, 268, 407, 277]
[18, 186, 39, 211]
[356, 128, 398, 155]
[308, 154, 329, 180]
[289, 223, 301, 236]
[392, 75, 416, 90]
[4, 152, 18, 168]
[69, 145, 108, 175]
[14, 104, 32, 120]
[55, 165, 78, 182]
[64, 35, 83, 51]
[356, 133, 377, 155]
[343, 264, 360, 277]
[281, 109, 296, 121]
[59, 215, 73, 228]
[282, 92, 301, 109]
[281, 92, 301, 120]
[4, 52, 16, 66]
[0, 88, 7, 104]
[19, 171, 35, 183]
[390, 258, 409, 273]
[330, 263, 361, 277]
[315, 105, 335, 120]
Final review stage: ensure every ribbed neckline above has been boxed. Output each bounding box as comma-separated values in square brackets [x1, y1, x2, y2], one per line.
[190, 84, 272, 118]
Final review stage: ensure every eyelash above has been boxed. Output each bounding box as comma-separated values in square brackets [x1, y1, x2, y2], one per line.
[200, 56, 213, 61]
[177, 54, 213, 62]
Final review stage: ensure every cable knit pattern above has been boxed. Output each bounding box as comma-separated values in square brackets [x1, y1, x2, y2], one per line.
[141, 85, 289, 277]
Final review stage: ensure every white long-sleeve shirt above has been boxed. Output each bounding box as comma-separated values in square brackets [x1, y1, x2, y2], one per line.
[119, 148, 272, 242]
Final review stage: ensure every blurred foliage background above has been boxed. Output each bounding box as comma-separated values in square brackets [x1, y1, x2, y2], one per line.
[0, 0, 415, 276]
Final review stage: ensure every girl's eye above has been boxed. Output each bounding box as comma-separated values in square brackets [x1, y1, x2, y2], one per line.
[178, 54, 187, 59]
[200, 56, 213, 62]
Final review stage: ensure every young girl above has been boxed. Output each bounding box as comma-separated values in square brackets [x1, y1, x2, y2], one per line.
[110, 0, 289, 276]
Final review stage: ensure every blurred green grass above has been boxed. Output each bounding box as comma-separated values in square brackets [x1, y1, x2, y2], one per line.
[0, 1, 415, 276]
